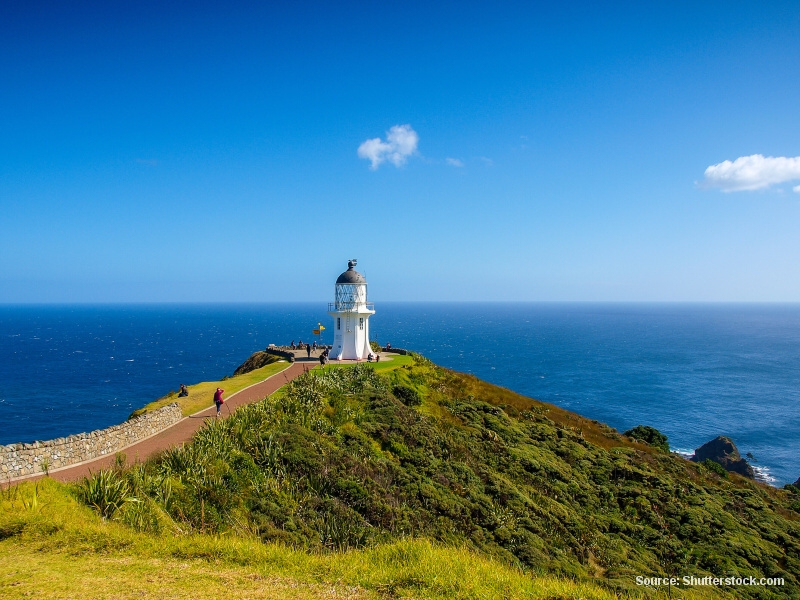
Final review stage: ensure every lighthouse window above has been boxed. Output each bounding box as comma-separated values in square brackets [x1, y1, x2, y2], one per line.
[337, 318, 341, 330]
[359, 318, 364, 330]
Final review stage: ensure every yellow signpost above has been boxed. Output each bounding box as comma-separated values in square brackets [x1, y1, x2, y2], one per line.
[314, 323, 326, 346]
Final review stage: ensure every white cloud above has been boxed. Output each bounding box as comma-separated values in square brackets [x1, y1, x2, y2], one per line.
[702, 154, 800, 192]
[794, 185, 800, 194]
[357, 124, 419, 170]
[446, 157, 464, 167]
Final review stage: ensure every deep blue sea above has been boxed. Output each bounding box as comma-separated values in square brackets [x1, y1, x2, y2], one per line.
[1, 303, 798, 486]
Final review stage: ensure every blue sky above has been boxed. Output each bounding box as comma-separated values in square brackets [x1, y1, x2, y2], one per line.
[1, 1, 799, 302]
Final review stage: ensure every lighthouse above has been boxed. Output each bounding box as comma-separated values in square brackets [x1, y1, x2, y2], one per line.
[327, 259, 375, 360]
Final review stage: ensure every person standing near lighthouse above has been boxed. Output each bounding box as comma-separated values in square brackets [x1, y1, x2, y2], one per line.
[327, 260, 375, 360]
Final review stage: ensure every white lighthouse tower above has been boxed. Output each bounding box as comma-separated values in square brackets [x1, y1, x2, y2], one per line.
[327, 259, 375, 360]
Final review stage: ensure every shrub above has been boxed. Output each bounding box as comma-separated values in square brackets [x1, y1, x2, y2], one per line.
[69, 357, 800, 597]
[701, 458, 729, 479]
[392, 385, 422, 407]
[79, 469, 133, 519]
[623, 425, 669, 452]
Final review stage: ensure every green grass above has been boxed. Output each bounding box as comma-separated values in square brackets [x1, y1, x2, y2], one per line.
[0, 479, 626, 600]
[316, 353, 415, 374]
[62, 358, 799, 598]
[133, 353, 410, 419]
[369, 353, 414, 372]
[130, 361, 292, 418]
[4, 353, 797, 600]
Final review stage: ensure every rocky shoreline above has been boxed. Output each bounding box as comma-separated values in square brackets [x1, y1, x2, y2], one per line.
[690, 435, 756, 479]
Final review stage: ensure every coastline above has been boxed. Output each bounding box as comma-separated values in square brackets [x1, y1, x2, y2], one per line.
[2, 302, 798, 485]
[3, 353, 796, 599]
[2, 360, 308, 485]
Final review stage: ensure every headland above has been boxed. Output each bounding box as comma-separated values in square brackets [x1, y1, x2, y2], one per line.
[1, 350, 797, 599]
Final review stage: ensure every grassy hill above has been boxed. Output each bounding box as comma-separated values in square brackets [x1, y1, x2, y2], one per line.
[2, 353, 798, 599]
[128, 356, 290, 418]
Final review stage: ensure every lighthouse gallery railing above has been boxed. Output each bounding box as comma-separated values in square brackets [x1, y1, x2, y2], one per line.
[328, 302, 375, 312]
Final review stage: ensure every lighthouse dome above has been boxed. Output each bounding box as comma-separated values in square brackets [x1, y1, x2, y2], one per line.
[336, 259, 366, 284]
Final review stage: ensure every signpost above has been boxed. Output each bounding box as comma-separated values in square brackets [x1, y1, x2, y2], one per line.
[313, 322, 326, 347]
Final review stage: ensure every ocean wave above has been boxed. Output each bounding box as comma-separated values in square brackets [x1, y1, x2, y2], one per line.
[752, 465, 777, 485]
[673, 448, 777, 486]
[672, 448, 695, 459]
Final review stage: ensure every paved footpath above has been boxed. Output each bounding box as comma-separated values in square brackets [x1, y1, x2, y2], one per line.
[11, 360, 314, 486]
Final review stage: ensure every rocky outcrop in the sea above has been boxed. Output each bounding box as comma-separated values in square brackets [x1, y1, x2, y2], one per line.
[691, 436, 755, 479]
[794, 477, 800, 488]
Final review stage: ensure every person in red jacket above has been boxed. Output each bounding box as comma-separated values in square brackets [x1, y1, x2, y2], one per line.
[214, 387, 225, 418]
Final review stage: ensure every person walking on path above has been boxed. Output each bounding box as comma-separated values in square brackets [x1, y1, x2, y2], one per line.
[214, 387, 225, 418]
[5, 361, 310, 488]
[307, 343, 312, 358]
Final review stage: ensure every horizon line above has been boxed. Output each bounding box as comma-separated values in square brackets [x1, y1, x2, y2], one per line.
[2, 300, 800, 306]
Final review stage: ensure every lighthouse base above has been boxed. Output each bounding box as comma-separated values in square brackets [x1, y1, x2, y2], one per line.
[327, 310, 374, 361]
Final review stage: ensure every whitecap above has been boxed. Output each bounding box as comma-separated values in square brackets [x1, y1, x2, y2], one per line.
[752, 465, 777, 485]
[672, 448, 695, 459]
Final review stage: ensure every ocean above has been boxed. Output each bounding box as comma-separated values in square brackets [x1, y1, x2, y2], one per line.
[1, 303, 798, 485]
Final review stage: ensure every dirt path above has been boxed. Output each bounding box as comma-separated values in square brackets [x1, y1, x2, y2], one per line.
[12, 361, 314, 485]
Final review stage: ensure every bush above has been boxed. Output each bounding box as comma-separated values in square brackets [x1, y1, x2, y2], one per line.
[392, 385, 422, 407]
[79, 470, 132, 519]
[701, 458, 729, 478]
[623, 425, 669, 452]
[71, 357, 800, 597]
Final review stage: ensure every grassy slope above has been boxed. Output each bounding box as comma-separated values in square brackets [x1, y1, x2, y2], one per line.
[130, 354, 412, 419]
[0, 479, 619, 600]
[2, 353, 798, 599]
[130, 360, 292, 418]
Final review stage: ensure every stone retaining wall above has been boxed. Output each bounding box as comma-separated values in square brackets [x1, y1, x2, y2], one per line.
[0, 403, 183, 480]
